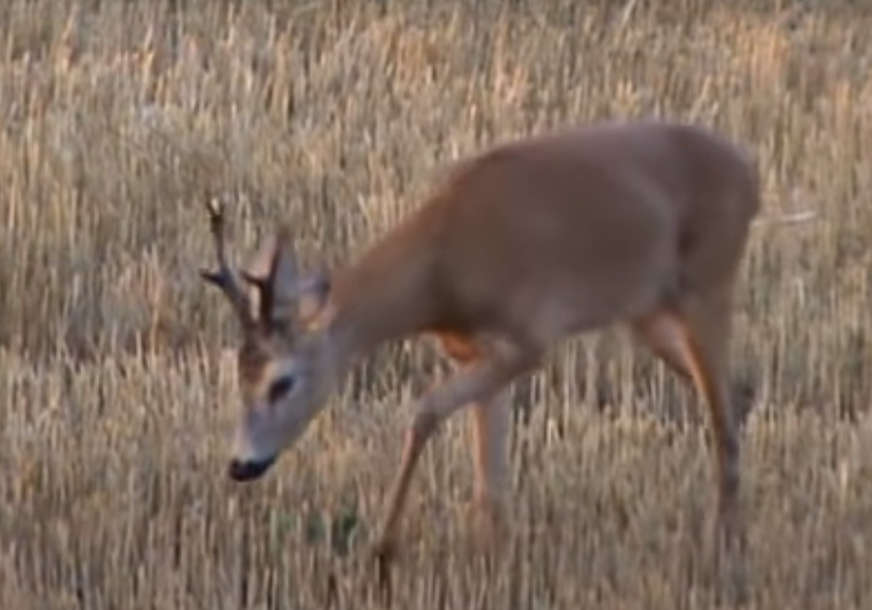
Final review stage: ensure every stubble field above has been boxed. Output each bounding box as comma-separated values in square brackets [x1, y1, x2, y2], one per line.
[1, 1, 871, 608]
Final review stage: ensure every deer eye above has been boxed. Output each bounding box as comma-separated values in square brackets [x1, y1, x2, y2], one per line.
[268, 375, 296, 403]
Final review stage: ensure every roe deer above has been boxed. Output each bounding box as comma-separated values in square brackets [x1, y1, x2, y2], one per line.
[200, 120, 760, 566]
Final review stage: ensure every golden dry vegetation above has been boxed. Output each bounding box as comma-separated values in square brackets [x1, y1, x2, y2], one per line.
[1, 0, 871, 608]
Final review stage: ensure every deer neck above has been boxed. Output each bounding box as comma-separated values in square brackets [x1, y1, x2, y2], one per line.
[319, 226, 440, 378]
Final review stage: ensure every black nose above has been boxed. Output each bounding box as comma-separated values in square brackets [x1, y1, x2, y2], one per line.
[228, 456, 276, 481]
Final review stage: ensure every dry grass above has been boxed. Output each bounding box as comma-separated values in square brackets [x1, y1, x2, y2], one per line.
[2, 0, 871, 607]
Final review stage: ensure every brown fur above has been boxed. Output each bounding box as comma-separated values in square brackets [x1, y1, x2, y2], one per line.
[324, 122, 758, 353]
[202, 120, 760, 569]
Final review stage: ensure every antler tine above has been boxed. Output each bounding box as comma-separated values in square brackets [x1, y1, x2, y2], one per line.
[242, 268, 274, 325]
[200, 195, 254, 328]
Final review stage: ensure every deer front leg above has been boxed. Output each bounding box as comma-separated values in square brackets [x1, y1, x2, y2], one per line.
[371, 340, 537, 566]
[468, 389, 512, 552]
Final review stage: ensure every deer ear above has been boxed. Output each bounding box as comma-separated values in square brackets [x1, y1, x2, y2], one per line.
[268, 232, 331, 327]
[295, 272, 331, 324]
[268, 236, 302, 322]
[245, 227, 331, 330]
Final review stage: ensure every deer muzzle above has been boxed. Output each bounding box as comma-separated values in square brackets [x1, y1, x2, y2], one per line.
[227, 455, 276, 481]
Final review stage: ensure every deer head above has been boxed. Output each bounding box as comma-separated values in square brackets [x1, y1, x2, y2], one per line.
[200, 197, 333, 481]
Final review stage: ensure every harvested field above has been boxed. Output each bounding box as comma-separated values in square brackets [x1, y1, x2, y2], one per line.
[1, 1, 871, 608]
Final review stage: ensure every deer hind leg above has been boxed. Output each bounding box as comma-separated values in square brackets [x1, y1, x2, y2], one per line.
[634, 309, 753, 428]
[633, 285, 741, 548]
[371, 336, 538, 566]
[633, 312, 694, 382]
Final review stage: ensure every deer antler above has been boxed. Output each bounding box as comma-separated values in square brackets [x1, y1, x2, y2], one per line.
[200, 195, 255, 329]
[241, 267, 274, 326]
